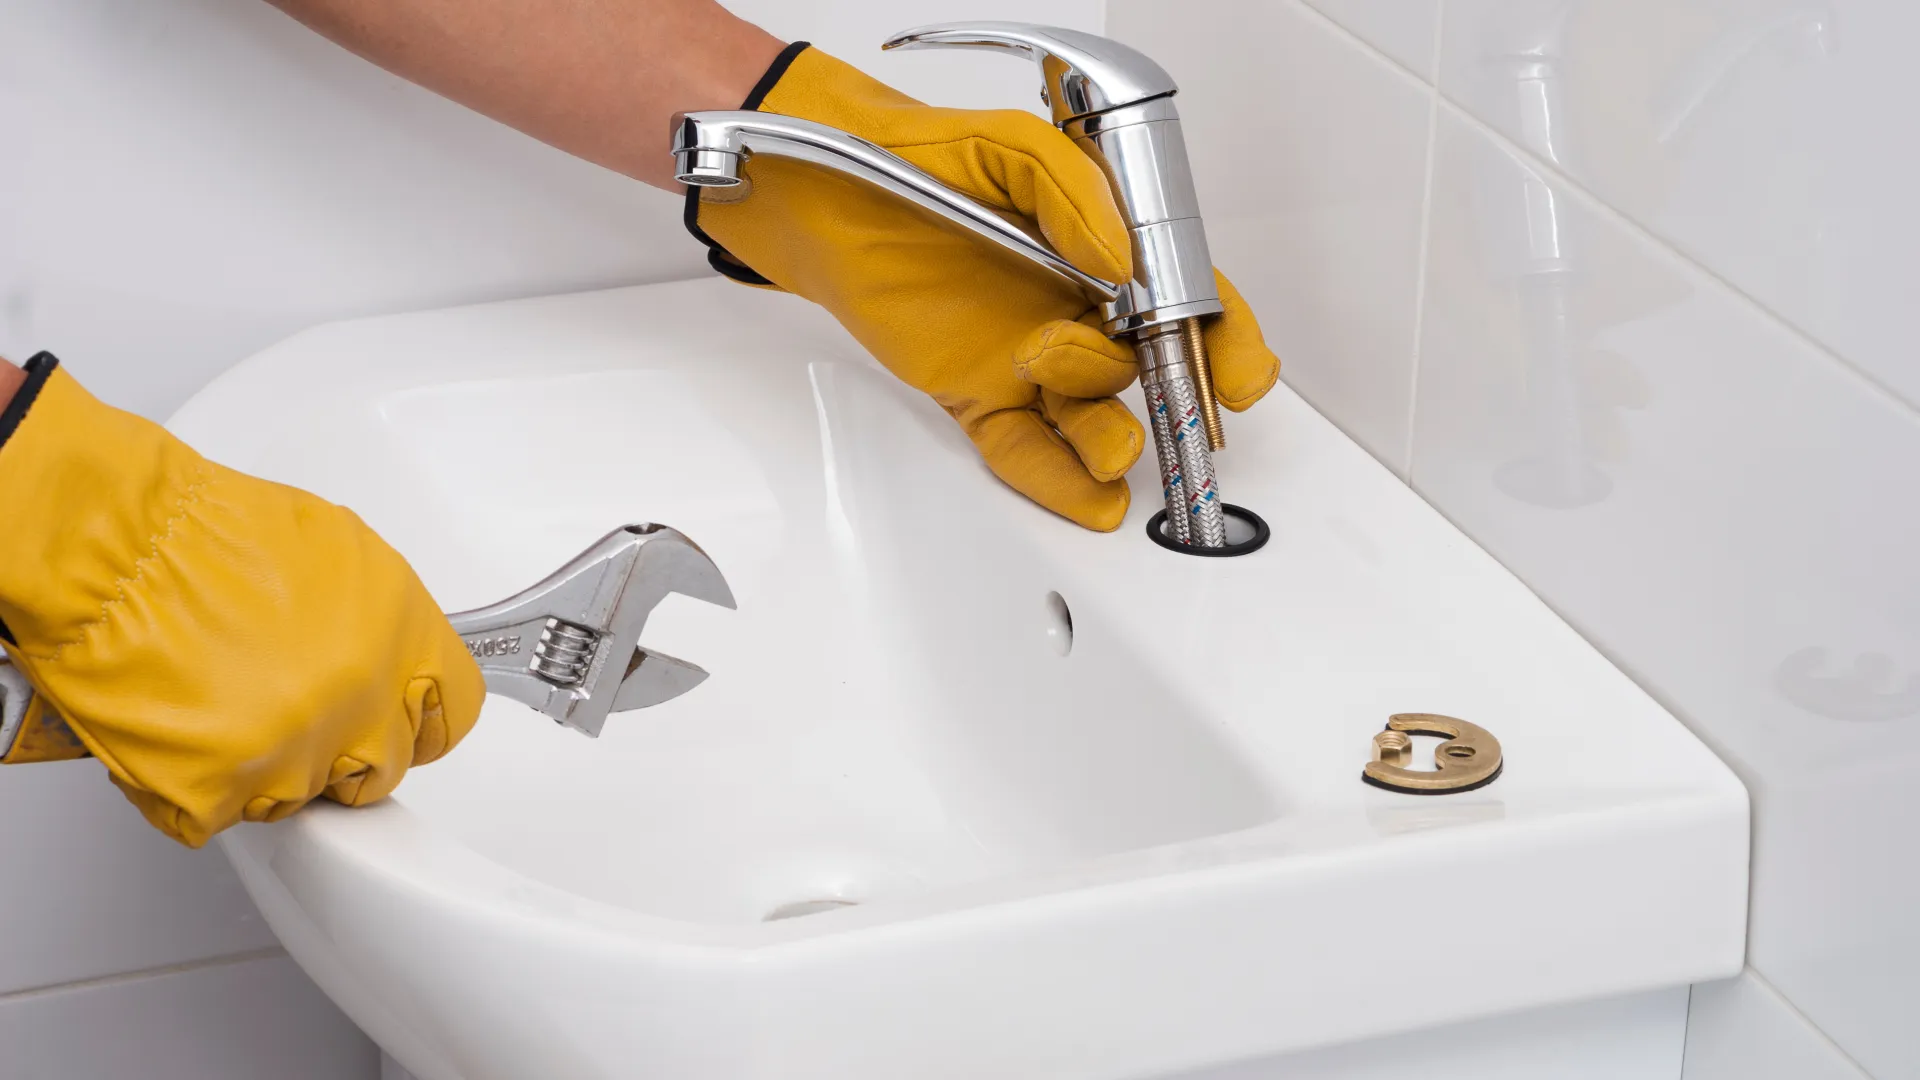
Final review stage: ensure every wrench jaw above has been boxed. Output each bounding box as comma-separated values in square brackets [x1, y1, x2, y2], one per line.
[611, 647, 711, 712]
[446, 524, 735, 738]
[631, 525, 737, 612]
[561, 526, 736, 737]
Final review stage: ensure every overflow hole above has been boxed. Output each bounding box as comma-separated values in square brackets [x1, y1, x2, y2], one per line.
[764, 898, 859, 922]
[1044, 591, 1074, 657]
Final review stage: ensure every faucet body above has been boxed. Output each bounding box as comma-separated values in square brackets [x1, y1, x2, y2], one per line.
[674, 25, 1237, 549]
[672, 112, 1124, 302]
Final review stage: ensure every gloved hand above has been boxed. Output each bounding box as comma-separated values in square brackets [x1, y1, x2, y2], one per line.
[0, 355, 484, 847]
[687, 44, 1280, 531]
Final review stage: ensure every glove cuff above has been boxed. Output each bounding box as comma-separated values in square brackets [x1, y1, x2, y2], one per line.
[0, 352, 59, 455]
[0, 364, 213, 651]
[0, 352, 60, 646]
[682, 40, 813, 286]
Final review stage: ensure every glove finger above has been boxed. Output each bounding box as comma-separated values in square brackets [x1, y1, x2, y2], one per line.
[1016, 317, 1140, 400]
[904, 110, 1132, 285]
[968, 407, 1132, 532]
[108, 774, 213, 849]
[243, 794, 309, 824]
[1205, 270, 1282, 412]
[322, 693, 421, 808]
[324, 750, 399, 807]
[1041, 391, 1144, 483]
[323, 624, 485, 808]
[408, 636, 485, 766]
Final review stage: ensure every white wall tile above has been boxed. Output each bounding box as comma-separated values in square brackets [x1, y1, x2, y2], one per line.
[0, 954, 377, 1080]
[0, 761, 277, 995]
[0, 0, 1103, 424]
[1683, 971, 1869, 1080]
[730, 0, 1104, 110]
[2, 0, 702, 422]
[1107, 0, 1432, 475]
[1415, 105, 1920, 1080]
[1438, 0, 1920, 410]
[1300, 0, 1443, 80]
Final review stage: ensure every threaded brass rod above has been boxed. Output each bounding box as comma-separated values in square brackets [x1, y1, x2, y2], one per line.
[1181, 317, 1226, 451]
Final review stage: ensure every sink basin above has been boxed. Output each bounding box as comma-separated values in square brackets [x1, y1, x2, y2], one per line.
[179, 278, 1748, 1080]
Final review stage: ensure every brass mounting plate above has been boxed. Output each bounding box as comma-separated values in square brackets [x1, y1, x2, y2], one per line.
[1362, 713, 1503, 795]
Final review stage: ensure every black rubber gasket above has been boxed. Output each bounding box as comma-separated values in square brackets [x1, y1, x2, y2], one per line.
[1146, 503, 1270, 557]
[1361, 760, 1505, 796]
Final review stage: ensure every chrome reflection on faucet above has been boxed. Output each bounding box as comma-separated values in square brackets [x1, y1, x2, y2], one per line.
[674, 24, 1235, 548]
[1478, 0, 1607, 508]
[1475, 1, 1835, 510]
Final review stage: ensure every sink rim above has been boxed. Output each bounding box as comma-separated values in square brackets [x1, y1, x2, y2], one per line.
[187, 277, 1749, 1078]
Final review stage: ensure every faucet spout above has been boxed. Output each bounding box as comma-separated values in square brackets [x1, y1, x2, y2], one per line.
[672, 112, 1123, 303]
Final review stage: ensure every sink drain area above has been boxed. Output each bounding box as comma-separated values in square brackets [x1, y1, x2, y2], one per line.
[763, 897, 861, 922]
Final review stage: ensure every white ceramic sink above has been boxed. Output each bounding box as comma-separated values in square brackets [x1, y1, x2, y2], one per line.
[179, 278, 1748, 1080]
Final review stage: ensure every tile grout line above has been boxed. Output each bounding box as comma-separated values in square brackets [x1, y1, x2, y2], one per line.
[1425, 101, 1920, 427]
[1286, 1, 1437, 94]
[1290, 0, 1920, 426]
[1402, 0, 1447, 487]
[1678, 984, 1698, 1074]
[0, 947, 288, 1004]
[1742, 967, 1879, 1079]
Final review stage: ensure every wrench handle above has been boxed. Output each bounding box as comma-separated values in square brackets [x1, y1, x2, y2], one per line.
[0, 693, 91, 764]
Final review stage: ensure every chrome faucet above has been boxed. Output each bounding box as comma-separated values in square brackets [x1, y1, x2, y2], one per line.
[673, 24, 1243, 550]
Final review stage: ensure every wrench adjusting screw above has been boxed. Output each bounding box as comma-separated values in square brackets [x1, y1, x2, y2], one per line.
[531, 618, 599, 688]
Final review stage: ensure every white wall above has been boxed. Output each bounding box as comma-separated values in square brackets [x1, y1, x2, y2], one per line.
[0, 0, 1097, 1074]
[1103, 1, 1908, 1077]
[2, 0, 1094, 421]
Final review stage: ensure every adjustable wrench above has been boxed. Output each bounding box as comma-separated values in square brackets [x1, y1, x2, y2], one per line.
[0, 523, 735, 759]
[447, 523, 735, 736]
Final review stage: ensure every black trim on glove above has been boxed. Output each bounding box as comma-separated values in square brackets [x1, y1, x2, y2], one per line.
[0, 353, 58, 454]
[682, 40, 813, 287]
[0, 351, 57, 642]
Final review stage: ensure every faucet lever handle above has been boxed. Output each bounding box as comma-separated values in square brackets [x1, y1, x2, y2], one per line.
[881, 22, 1176, 125]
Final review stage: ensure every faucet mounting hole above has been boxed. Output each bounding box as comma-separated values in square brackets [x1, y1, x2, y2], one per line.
[1146, 504, 1271, 557]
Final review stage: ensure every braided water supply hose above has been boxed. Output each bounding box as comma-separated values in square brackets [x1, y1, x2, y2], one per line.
[1136, 323, 1227, 547]
[1143, 380, 1190, 545]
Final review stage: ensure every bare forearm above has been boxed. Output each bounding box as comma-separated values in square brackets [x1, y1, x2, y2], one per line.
[265, 0, 784, 189]
[0, 361, 23, 413]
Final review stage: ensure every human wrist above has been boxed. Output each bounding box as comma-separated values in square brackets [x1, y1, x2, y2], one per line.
[0, 360, 22, 412]
[654, 17, 786, 188]
[267, 0, 788, 193]
[0, 354, 61, 454]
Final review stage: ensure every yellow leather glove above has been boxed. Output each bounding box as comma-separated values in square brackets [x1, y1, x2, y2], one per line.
[688, 44, 1281, 531]
[0, 355, 484, 847]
